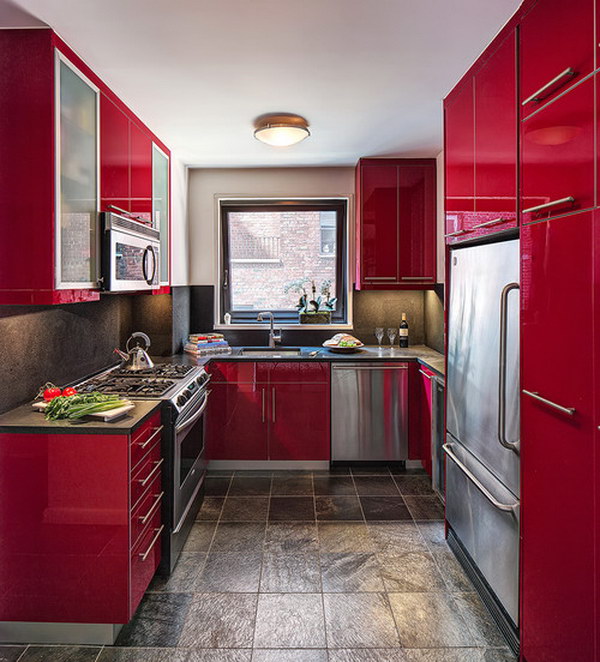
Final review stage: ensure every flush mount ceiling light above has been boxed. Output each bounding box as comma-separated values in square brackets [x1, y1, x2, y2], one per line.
[253, 113, 310, 147]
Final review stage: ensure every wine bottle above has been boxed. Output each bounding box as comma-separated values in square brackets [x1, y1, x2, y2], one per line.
[399, 313, 409, 348]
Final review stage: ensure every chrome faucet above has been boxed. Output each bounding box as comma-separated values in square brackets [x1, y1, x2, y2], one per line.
[257, 312, 282, 348]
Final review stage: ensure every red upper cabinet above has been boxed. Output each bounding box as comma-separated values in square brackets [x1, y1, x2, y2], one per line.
[129, 122, 153, 223]
[473, 31, 518, 235]
[521, 77, 594, 223]
[100, 94, 130, 214]
[520, 211, 595, 662]
[520, 0, 594, 115]
[444, 77, 475, 242]
[356, 158, 436, 289]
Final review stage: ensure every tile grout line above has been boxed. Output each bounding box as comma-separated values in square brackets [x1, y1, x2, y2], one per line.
[14, 644, 29, 662]
[251, 470, 272, 649]
[93, 644, 104, 662]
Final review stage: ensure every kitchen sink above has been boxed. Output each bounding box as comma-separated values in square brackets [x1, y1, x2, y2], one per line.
[239, 347, 303, 357]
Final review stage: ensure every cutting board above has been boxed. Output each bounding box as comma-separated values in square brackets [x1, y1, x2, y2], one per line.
[32, 400, 135, 421]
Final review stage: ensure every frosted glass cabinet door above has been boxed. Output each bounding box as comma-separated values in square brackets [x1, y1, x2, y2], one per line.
[152, 144, 170, 284]
[56, 54, 99, 287]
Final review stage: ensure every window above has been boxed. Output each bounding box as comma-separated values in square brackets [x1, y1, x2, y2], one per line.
[219, 199, 348, 324]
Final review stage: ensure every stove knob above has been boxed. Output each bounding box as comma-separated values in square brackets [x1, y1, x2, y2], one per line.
[177, 394, 187, 407]
[196, 376, 204, 386]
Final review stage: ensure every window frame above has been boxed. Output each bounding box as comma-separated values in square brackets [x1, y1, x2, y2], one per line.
[217, 198, 351, 328]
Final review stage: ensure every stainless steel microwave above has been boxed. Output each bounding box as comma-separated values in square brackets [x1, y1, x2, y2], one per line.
[100, 212, 160, 291]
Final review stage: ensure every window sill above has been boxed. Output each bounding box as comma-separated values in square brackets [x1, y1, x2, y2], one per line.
[214, 323, 353, 331]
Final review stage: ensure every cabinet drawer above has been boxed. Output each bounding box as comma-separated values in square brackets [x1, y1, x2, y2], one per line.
[130, 508, 162, 617]
[131, 411, 162, 470]
[131, 441, 163, 509]
[520, 0, 593, 113]
[130, 473, 163, 550]
[521, 78, 594, 223]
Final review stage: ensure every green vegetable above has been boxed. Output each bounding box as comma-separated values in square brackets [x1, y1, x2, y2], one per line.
[44, 392, 129, 421]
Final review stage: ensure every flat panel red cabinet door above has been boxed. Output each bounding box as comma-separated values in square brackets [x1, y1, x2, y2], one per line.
[100, 94, 130, 213]
[397, 163, 436, 284]
[360, 164, 399, 284]
[521, 78, 594, 223]
[130, 121, 153, 222]
[474, 31, 517, 235]
[520, 0, 594, 113]
[444, 77, 475, 242]
[520, 211, 595, 662]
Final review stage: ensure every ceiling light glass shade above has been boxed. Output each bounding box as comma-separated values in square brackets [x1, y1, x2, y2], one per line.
[253, 114, 310, 147]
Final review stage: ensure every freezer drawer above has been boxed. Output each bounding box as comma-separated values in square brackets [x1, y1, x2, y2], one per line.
[331, 363, 408, 461]
[444, 437, 520, 625]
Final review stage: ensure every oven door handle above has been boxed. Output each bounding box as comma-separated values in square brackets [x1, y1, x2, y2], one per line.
[175, 390, 211, 434]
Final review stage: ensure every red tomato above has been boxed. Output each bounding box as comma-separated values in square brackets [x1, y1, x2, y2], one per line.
[43, 387, 62, 401]
[62, 387, 77, 397]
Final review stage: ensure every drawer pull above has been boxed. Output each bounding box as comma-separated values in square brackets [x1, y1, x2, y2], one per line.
[419, 369, 433, 380]
[139, 492, 164, 525]
[472, 217, 507, 229]
[522, 389, 575, 416]
[364, 276, 397, 280]
[401, 276, 433, 281]
[444, 229, 472, 238]
[137, 458, 164, 487]
[522, 196, 575, 215]
[138, 525, 164, 561]
[138, 425, 163, 450]
[522, 67, 577, 106]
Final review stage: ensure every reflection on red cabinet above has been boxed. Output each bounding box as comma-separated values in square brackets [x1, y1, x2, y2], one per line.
[358, 163, 399, 285]
[205, 382, 267, 460]
[270, 381, 330, 460]
[130, 121, 153, 222]
[100, 93, 130, 213]
[521, 77, 594, 223]
[473, 30, 517, 236]
[397, 165, 436, 284]
[208, 361, 262, 384]
[444, 77, 475, 242]
[520, 0, 593, 114]
[520, 211, 595, 662]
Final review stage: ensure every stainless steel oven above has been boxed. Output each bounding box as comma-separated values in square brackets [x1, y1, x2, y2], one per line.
[100, 212, 160, 291]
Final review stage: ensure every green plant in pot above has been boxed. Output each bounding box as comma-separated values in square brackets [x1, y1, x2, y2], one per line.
[284, 279, 337, 324]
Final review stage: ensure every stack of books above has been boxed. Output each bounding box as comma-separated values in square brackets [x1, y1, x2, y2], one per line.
[184, 333, 232, 358]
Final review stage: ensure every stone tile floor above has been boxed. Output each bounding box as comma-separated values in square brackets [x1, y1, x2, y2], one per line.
[3, 467, 517, 661]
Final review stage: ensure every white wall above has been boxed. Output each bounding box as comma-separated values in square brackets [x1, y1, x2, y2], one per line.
[170, 155, 190, 286]
[187, 167, 355, 286]
[436, 151, 445, 283]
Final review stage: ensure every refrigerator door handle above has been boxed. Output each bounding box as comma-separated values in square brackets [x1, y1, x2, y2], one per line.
[443, 443, 519, 515]
[498, 282, 520, 454]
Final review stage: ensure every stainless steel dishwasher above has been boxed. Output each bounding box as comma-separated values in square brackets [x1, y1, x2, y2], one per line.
[331, 362, 408, 461]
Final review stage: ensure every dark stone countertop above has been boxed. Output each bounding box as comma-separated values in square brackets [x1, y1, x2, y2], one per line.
[0, 399, 161, 435]
[165, 344, 445, 378]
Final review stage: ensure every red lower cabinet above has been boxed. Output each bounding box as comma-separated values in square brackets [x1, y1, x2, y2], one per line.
[520, 211, 595, 662]
[0, 411, 163, 624]
[205, 361, 330, 462]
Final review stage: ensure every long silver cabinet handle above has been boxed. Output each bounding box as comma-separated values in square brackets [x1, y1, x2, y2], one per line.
[137, 458, 164, 487]
[472, 217, 507, 229]
[522, 389, 575, 416]
[332, 365, 408, 370]
[139, 492, 164, 525]
[443, 444, 519, 514]
[444, 229, 472, 238]
[498, 283, 520, 454]
[522, 196, 575, 215]
[272, 388, 276, 423]
[522, 67, 577, 106]
[138, 525, 164, 561]
[261, 388, 265, 423]
[139, 425, 164, 450]
[364, 276, 396, 280]
[419, 369, 433, 380]
[401, 276, 433, 281]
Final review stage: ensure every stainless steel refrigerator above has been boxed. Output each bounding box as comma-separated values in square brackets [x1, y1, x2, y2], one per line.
[445, 238, 520, 637]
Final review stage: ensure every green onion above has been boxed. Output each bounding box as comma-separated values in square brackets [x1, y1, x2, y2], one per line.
[44, 392, 129, 420]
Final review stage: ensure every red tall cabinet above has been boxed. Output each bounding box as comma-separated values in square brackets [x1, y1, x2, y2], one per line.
[356, 158, 436, 289]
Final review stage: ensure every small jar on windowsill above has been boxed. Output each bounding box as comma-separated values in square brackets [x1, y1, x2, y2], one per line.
[299, 311, 332, 325]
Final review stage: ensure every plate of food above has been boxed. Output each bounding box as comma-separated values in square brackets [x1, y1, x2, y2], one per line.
[322, 333, 364, 353]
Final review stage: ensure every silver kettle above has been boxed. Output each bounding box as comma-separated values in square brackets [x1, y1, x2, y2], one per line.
[114, 332, 155, 371]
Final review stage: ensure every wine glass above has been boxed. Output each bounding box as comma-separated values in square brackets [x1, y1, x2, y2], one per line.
[387, 327, 397, 351]
[375, 327, 384, 352]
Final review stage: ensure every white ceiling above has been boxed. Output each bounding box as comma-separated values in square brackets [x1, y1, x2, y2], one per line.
[3, 0, 521, 167]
